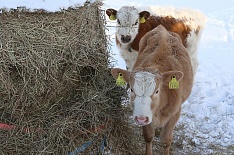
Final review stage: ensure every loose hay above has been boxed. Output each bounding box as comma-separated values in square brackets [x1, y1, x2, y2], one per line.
[0, 3, 142, 155]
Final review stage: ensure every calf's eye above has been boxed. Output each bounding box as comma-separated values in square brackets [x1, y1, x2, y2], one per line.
[117, 19, 120, 25]
[132, 21, 138, 26]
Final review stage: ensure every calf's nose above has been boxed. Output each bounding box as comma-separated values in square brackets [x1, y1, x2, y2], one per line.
[121, 35, 131, 43]
[134, 116, 149, 126]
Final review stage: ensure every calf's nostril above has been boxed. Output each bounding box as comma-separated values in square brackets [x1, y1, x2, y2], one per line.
[126, 36, 131, 42]
[121, 35, 125, 42]
[145, 116, 149, 123]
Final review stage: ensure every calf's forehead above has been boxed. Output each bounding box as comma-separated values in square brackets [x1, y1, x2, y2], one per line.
[131, 72, 157, 97]
[117, 7, 139, 24]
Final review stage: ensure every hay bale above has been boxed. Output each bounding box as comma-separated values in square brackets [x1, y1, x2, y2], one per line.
[0, 2, 142, 155]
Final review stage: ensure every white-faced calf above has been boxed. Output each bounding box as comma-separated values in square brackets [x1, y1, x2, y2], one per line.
[111, 25, 194, 155]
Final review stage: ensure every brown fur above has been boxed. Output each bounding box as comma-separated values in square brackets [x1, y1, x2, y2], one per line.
[111, 25, 194, 155]
[131, 16, 192, 51]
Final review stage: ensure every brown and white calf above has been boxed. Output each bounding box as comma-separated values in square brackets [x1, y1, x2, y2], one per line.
[106, 6, 206, 75]
[111, 25, 194, 155]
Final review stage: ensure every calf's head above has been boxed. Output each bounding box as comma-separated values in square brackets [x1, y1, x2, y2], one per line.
[111, 68, 183, 126]
[106, 6, 150, 45]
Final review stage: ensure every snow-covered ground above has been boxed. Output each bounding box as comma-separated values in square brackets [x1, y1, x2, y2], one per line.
[1, 0, 234, 154]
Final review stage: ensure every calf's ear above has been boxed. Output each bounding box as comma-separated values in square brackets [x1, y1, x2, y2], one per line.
[139, 11, 150, 23]
[111, 68, 130, 83]
[161, 71, 184, 85]
[106, 8, 117, 20]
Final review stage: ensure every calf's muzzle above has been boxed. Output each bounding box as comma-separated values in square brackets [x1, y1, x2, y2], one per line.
[134, 116, 149, 126]
[121, 35, 131, 43]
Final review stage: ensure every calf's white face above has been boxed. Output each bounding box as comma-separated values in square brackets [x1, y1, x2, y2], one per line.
[115, 7, 140, 44]
[106, 7, 150, 45]
[131, 71, 159, 126]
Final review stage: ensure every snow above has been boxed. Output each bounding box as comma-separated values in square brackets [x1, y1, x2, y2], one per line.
[1, 0, 234, 153]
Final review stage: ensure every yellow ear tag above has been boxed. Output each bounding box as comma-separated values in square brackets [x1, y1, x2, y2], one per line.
[169, 75, 179, 89]
[110, 14, 116, 20]
[140, 17, 146, 23]
[116, 73, 126, 86]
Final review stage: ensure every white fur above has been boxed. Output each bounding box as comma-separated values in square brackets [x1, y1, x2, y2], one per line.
[148, 6, 206, 30]
[132, 71, 157, 125]
[115, 6, 140, 70]
[186, 31, 200, 74]
[118, 45, 138, 71]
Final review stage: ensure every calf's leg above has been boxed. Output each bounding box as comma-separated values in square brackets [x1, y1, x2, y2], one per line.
[142, 123, 155, 155]
[160, 108, 181, 155]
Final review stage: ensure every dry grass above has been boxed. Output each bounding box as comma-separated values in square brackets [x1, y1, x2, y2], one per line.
[0, 3, 142, 155]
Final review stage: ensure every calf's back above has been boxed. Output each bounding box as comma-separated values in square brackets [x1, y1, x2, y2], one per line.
[133, 25, 194, 126]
